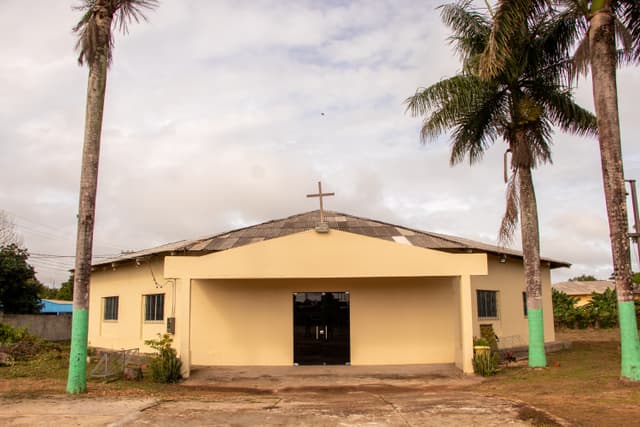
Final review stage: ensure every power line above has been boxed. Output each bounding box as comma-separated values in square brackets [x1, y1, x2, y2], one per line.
[29, 253, 120, 258]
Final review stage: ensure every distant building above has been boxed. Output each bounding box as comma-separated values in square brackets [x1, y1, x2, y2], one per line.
[552, 280, 620, 306]
[40, 299, 73, 315]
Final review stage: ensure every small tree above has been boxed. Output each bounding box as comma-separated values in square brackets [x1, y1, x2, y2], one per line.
[585, 288, 618, 328]
[552, 288, 580, 329]
[0, 245, 43, 314]
[144, 334, 182, 383]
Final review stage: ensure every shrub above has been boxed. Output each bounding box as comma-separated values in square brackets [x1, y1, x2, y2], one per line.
[473, 350, 499, 376]
[479, 324, 499, 350]
[0, 322, 56, 361]
[0, 323, 29, 344]
[585, 288, 618, 328]
[144, 333, 182, 383]
[473, 337, 489, 346]
[553, 288, 624, 329]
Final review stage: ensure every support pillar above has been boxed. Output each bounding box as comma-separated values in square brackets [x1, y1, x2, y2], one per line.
[175, 277, 192, 378]
[459, 275, 474, 374]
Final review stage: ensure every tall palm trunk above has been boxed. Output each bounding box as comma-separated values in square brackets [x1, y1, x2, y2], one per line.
[589, 3, 640, 381]
[518, 165, 546, 367]
[67, 3, 112, 395]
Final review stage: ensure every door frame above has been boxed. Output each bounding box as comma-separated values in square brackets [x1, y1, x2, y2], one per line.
[292, 291, 351, 365]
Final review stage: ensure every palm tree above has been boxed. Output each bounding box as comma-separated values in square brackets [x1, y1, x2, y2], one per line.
[68, 0, 158, 394]
[406, 1, 597, 367]
[481, 0, 640, 381]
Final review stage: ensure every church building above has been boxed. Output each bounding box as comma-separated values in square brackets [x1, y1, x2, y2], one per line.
[87, 190, 566, 376]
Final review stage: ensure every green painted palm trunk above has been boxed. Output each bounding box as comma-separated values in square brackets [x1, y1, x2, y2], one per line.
[618, 301, 640, 380]
[66, 309, 89, 393]
[527, 308, 546, 367]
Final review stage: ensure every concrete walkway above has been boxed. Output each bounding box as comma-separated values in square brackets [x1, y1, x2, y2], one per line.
[0, 365, 564, 426]
[183, 363, 480, 390]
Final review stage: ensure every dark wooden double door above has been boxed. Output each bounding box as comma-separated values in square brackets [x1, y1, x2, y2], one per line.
[293, 292, 350, 365]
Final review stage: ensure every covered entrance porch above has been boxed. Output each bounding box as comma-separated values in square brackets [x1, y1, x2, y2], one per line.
[164, 229, 488, 377]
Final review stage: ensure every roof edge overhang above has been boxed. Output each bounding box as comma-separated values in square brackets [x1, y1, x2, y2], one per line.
[164, 229, 488, 279]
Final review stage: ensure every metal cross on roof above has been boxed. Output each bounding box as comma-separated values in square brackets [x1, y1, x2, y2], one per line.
[306, 181, 335, 224]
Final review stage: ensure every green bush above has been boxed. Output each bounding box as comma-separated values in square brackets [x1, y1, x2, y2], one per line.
[473, 337, 489, 346]
[479, 324, 499, 350]
[552, 288, 623, 329]
[472, 350, 499, 376]
[144, 333, 182, 383]
[0, 323, 29, 344]
[585, 289, 618, 328]
[0, 322, 57, 361]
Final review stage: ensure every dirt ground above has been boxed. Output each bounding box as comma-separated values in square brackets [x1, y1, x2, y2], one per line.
[1, 328, 635, 426]
[0, 365, 558, 426]
[0, 387, 549, 427]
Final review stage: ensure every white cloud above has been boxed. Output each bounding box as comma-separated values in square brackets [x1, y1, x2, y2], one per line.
[0, 0, 638, 286]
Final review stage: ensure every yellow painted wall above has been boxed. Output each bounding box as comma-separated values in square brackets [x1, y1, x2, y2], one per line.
[471, 255, 556, 346]
[87, 230, 557, 368]
[165, 229, 487, 279]
[88, 259, 174, 352]
[189, 277, 457, 366]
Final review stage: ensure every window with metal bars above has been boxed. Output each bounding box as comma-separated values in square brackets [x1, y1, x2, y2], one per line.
[477, 290, 498, 319]
[144, 293, 164, 321]
[103, 296, 119, 321]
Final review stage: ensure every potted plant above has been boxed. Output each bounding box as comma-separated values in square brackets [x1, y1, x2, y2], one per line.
[473, 337, 491, 356]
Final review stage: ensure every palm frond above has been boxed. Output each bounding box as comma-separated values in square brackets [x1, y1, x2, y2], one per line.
[73, 0, 158, 67]
[439, 1, 491, 63]
[571, 34, 590, 80]
[498, 169, 520, 245]
[449, 82, 509, 165]
[114, 0, 159, 34]
[527, 82, 598, 137]
[478, 0, 548, 78]
[614, 14, 633, 55]
[619, 0, 640, 62]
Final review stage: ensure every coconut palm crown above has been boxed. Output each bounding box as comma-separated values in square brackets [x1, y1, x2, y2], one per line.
[73, 0, 158, 66]
[406, 0, 597, 367]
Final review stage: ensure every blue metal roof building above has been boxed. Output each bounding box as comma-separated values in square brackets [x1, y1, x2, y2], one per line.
[40, 299, 72, 314]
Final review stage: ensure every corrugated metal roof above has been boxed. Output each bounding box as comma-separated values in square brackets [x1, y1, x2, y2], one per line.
[93, 210, 570, 269]
[552, 280, 615, 295]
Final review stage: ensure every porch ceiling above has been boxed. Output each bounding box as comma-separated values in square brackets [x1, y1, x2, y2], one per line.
[164, 229, 487, 279]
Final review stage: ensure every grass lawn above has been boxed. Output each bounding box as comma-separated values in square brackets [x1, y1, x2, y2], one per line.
[2, 328, 640, 426]
[471, 328, 640, 426]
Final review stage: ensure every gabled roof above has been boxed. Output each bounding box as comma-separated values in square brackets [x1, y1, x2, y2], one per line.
[92, 210, 570, 269]
[552, 280, 615, 295]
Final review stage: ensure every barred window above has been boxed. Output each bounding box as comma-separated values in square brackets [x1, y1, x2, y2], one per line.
[103, 296, 119, 321]
[144, 293, 164, 321]
[477, 290, 498, 319]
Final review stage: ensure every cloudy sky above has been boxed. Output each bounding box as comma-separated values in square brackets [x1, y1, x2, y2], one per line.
[1, 0, 639, 287]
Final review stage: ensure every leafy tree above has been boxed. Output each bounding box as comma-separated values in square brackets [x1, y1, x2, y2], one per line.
[569, 274, 598, 281]
[585, 288, 618, 328]
[479, 0, 640, 381]
[68, 0, 158, 394]
[0, 245, 43, 314]
[406, 1, 596, 368]
[56, 275, 74, 301]
[39, 286, 59, 299]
